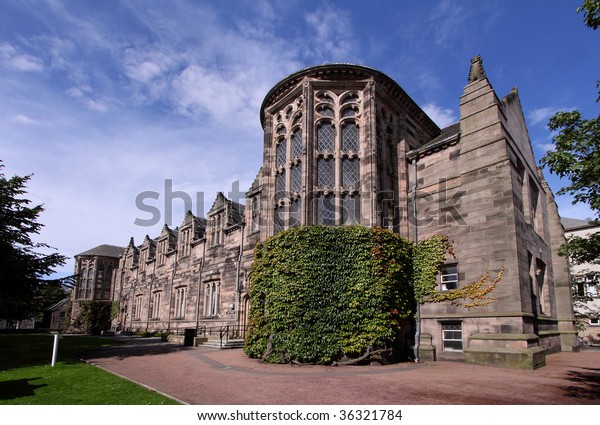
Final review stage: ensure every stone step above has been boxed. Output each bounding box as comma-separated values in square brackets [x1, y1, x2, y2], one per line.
[198, 339, 245, 349]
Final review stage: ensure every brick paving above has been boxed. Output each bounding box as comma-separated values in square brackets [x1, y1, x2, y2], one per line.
[80, 338, 600, 405]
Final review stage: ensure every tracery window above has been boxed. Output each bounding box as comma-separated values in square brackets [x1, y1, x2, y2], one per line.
[204, 282, 220, 317]
[342, 159, 360, 189]
[289, 199, 301, 228]
[292, 130, 302, 159]
[317, 195, 336, 225]
[175, 287, 186, 319]
[275, 171, 286, 200]
[317, 123, 334, 152]
[251, 196, 260, 233]
[342, 123, 359, 152]
[151, 291, 161, 320]
[317, 158, 334, 189]
[342, 195, 360, 225]
[291, 164, 302, 194]
[276, 139, 287, 167]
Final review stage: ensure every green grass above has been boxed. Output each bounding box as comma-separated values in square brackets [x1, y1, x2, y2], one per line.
[0, 334, 180, 405]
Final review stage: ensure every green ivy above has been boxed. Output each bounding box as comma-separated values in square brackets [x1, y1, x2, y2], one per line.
[79, 300, 112, 335]
[244, 226, 414, 364]
[412, 235, 453, 300]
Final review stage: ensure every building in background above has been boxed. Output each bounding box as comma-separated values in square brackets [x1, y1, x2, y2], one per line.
[561, 217, 600, 345]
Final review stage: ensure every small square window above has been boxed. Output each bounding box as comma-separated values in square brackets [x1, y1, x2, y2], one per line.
[441, 322, 463, 351]
[590, 318, 599, 326]
[440, 265, 458, 291]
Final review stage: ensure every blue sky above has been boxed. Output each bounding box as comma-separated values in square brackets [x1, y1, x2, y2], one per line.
[1, 0, 598, 278]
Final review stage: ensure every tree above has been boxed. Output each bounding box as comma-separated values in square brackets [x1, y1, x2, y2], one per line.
[0, 162, 67, 320]
[540, 0, 600, 323]
[578, 0, 600, 30]
[539, 0, 600, 264]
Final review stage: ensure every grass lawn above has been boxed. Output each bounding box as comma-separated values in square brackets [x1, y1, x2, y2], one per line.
[0, 334, 180, 405]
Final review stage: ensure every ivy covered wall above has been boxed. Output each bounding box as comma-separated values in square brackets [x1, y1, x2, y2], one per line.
[244, 226, 414, 364]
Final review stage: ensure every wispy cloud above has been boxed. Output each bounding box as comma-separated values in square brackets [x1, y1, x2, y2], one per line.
[422, 102, 458, 128]
[9, 114, 40, 126]
[0, 43, 44, 72]
[304, 5, 359, 63]
[527, 106, 576, 126]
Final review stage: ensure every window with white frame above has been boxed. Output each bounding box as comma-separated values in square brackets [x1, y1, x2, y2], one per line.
[441, 322, 463, 351]
[133, 295, 143, 320]
[174, 287, 186, 319]
[204, 282, 220, 318]
[440, 264, 458, 291]
[151, 291, 161, 320]
[589, 318, 599, 326]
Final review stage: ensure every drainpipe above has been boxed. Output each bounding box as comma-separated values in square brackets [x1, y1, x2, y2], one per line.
[411, 157, 421, 363]
[195, 239, 206, 331]
[236, 222, 246, 324]
[166, 248, 179, 334]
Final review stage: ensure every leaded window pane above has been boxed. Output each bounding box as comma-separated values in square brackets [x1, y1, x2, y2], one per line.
[292, 130, 302, 158]
[342, 123, 359, 152]
[275, 171, 286, 200]
[342, 93, 359, 104]
[319, 107, 334, 117]
[289, 199, 301, 228]
[342, 108, 355, 118]
[317, 159, 334, 189]
[317, 196, 336, 225]
[276, 139, 287, 167]
[342, 159, 359, 188]
[274, 207, 284, 234]
[317, 123, 334, 152]
[342, 195, 360, 225]
[317, 93, 334, 104]
[291, 165, 302, 193]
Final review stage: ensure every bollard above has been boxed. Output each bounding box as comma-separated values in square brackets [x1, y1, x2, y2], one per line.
[51, 332, 59, 367]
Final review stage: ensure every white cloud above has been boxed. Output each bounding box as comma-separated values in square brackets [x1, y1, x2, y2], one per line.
[421, 102, 458, 128]
[10, 114, 39, 126]
[304, 5, 358, 62]
[0, 42, 44, 72]
[527, 107, 558, 126]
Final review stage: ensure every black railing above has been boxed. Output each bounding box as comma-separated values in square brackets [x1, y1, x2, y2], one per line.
[200, 324, 247, 348]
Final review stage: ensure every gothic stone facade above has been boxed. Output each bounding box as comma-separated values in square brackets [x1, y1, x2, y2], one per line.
[71, 58, 577, 368]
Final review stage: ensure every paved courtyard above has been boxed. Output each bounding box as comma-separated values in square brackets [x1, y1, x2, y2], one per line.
[80, 338, 600, 405]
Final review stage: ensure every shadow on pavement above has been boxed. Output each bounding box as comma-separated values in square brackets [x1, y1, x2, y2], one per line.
[562, 367, 600, 400]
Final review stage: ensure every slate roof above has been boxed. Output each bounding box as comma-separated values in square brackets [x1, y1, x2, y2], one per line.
[408, 121, 460, 159]
[75, 244, 126, 258]
[561, 217, 596, 231]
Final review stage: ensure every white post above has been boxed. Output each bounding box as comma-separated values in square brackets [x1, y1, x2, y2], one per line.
[51, 333, 59, 367]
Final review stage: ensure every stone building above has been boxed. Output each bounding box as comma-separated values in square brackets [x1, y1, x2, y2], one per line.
[70, 244, 125, 329]
[71, 57, 577, 368]
[561, 217, 600, 345]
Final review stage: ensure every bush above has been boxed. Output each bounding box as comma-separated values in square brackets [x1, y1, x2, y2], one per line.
[244, 226, 414, 364]
[78, 301, 112, 335]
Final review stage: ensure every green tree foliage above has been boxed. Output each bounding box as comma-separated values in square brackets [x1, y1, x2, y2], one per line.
[578, 0, 600, 30]
[244, 226, 414, 364]
[540, 1, 600, 313]
[0, 163, 67, 320]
